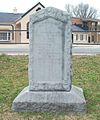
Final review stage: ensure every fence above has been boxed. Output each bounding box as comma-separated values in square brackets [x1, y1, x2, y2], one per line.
[0, 30, 100, 44]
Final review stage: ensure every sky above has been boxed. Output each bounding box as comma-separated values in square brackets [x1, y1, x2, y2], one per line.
[0, 0, 100, 13]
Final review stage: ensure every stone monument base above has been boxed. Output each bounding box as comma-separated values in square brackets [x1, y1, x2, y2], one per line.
[12, 85, 86, 114]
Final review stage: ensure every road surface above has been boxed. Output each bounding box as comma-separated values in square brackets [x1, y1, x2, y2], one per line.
[0, 44, 100, 55]
[73, 45, 100, 55]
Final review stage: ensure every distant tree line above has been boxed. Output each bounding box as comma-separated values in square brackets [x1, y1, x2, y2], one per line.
[65, 3, 99, 19]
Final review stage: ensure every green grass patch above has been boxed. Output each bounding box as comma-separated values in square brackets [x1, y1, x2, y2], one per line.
[0, 54, 100, 120]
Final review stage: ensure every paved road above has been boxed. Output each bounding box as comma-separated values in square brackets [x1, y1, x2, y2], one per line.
[0, 45, 100, 55]
[73, 45, 100, 55]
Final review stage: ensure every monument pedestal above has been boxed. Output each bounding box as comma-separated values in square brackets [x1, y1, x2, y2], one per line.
[12, 85, 86, 114]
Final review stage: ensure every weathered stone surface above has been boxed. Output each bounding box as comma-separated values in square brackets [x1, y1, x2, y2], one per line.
[12, 7, 86, 114]
[29, 7, 70, 24]
[29, 7, 72, 91]
[12, 86, 86, 113]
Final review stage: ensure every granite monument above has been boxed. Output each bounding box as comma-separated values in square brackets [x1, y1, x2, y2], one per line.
[12, 7, 86, 113]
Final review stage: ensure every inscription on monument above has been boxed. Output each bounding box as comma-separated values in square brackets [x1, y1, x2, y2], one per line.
[28, 8, 72, 91]
[33, 18, 63, 83]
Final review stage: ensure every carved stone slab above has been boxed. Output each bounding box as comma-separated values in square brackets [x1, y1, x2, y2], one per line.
[29, 7, 72, 91]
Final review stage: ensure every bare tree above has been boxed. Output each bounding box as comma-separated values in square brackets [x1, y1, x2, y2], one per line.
[65, 3, 99, 19]
[65, 4, 73, 16]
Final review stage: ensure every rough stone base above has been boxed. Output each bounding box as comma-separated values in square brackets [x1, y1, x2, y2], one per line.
[12, 85, 86, 114]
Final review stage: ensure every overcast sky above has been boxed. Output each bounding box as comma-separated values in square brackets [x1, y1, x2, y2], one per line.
[0, 0, 100, 13]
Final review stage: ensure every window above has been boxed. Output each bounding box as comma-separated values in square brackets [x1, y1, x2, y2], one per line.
[27, 22, 29, 39]
[85, 35, 87, 40]
[80, 34, 83, 40]
[92, 35, 94, 42]
[0, 32, 10, 41]
[72, 34, 73, 43]
[83, 22, 88, 28]
[91, 22, 97, 31]
[76, 34, 78, 40]
[36, 7, 41, 11]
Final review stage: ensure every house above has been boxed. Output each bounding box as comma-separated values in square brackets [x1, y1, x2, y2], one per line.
[0, 2, 45, 43]
[0, 2, 100, 44]
[72, 24, 88, 43]
[72, 17, 100, 44]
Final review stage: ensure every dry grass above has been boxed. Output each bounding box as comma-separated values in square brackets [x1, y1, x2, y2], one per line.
[0, 55, 100, 120]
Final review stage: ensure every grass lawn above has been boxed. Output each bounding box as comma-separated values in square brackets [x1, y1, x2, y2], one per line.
[0, 54, 100, 120]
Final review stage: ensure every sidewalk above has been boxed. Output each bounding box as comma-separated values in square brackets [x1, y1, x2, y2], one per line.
[0, 43, 29, 49]
[73, 44, 100, 47]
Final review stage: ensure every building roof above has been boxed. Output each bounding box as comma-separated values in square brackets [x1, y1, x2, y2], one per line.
[0, 2, 45, 23]
[72, 24, 86, 32]
[0, 12, 23, 23]
[82, 18, 100, 22]
[21, 2, 45, 18]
